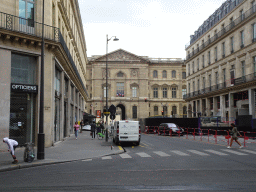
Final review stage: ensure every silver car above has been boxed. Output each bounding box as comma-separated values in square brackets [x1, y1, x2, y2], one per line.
[159, 123, 183, 136]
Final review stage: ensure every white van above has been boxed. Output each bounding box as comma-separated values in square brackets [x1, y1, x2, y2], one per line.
[113, 120, 141, 145]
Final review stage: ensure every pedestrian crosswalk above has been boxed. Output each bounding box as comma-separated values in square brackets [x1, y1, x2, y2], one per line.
[99, 149, 256, 160]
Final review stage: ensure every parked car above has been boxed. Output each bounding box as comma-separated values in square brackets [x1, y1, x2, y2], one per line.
[82, 125, 91, 131]
[158, 123, 183, 136]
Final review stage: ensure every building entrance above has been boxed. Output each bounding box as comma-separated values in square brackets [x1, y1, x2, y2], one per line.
[116, 104, 125, 120]
[9, 92, 36, 146]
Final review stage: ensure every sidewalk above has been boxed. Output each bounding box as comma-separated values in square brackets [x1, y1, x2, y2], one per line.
[0, 131, 124, 172]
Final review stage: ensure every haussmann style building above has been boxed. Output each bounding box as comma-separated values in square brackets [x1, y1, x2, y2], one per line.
[0, 0, 89, 149]
[184, 0, 256, 126]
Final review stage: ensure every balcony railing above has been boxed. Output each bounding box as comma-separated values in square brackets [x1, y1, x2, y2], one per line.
[0, 11, 88, 97]
[0, 11, 59, 41]
[186, 4, 256, 59]
[183, 72, 256, 99]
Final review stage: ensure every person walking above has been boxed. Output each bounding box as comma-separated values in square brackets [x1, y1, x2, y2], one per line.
[227, 123, 243, 148]
[90, 121, 96, 139]
[74, 121, 80, 140]
[3, 137, 18, 164]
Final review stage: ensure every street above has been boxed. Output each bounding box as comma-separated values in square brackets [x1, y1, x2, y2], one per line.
[0, 133, 256, 191]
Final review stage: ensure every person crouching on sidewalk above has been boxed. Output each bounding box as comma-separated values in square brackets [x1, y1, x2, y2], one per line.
[227, 123, 243, 149]
[74, 122, 80, 140]
[3, 137, 18, 164]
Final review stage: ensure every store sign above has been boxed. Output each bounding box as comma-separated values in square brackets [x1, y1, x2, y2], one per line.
[96, 110, 101, 118]
[11, 83, 38, 93]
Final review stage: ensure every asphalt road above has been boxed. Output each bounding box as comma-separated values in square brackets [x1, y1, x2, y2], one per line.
[0, 134, 256, 192]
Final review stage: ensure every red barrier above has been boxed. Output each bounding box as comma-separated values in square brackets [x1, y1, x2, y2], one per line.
[154, 126, 156, 135]
[170, 129, 172, 137]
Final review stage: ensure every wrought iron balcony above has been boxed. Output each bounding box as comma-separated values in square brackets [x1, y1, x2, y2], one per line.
[183, 72, 256, 100]
[0, 11, 88, 97]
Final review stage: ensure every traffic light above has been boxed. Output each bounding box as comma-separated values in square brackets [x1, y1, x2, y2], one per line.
[161, 111, 164, 116]
[109, 104, 116, 120]
[144, 98, 148, 102]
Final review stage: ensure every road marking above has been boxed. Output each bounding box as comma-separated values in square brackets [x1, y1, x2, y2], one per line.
[170, 150, 190, 156]
[82, 159, 92, 162]
[102, 156, 112, 160]
[153, 151, 171, 157]
[204, 150, 228, 156]
[118, 146, 123, 150]
[136, 152, 151, 157]
[240, 149, 256, 154]
[187, 150, 210, 156]
[222, 149, 248, 155]
[119, 154, 132, 159]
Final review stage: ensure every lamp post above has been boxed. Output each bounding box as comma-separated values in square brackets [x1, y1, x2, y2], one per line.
[37, 0, 45, 159]
[105, 34, 119, 142]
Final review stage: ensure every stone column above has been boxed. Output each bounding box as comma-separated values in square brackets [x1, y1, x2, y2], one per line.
[206, 98, 210, 116]
[229, 93, 235, 125]
[220, 95, 225, 121]
[213, 96, 218, 116]
[60, 70, 65, 140]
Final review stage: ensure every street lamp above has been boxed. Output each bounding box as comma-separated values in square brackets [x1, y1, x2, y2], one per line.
[37, 0, 45, 159]
[105, 34, 119, 142]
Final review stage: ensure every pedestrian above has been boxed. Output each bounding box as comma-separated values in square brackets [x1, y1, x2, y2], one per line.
[90, 121, 96, 139]
[227, 123, 243, 149]
[3, 137, 18, 164]
[74, 121, 80, 140]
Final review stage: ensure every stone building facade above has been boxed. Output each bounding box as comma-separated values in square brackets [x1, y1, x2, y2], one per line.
[184, 0, 256, 124]
[87, 49, 186, 121]
[0, 0, 88, 148]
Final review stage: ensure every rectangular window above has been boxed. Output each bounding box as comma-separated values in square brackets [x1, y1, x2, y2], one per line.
[241, 61, 245, 77]
[222, 42, 225, 57]
[240, 9, 244, 21]
[197, 59, 199, 71]
[203, 77, 205, 90]
[223, 69, 226, 87]
[19, 0, 35, 28]
[182, 89, 187, 97]
[64, 78, 68, 96]
[55, 68, 61, 92]
[116, 82, 124, 97]
[172, 87, 176, 98]
[215, 47, 218, 61]
[163, 88, 167, 98]
[216, 72, 218, 86]
[71, 85, 74, 101]
[253, 23, 256, 42]
[197, 79, 200, 91]
[132, 87, 137, 97]
[231, 36, 234, 53]
[202, 55, 205, 68]
[153, 88, 158, 98]
[182, 72, 186, 79]
[192, 62, 194, 73]
[11, 53, 36, 84]
[132, 106, 137, 119]
[241, 30, 244, 47]
[253, 57, 256, 74]
[208, 51, 211, 65]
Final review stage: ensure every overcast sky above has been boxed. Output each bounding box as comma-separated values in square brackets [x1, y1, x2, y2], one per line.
[78, 0, 226, 59]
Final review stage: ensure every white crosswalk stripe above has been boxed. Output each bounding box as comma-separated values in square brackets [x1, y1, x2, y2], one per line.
[136, 152, 151, 157]
[153, 151, 171, 157]
[102, 156, 112, 160]
[204, 150, 228, 156]
[119, 154, 132, 159]
[222, 149, 248, 155]
[240, 149, 256, 154]
[170, 150, 190, 156]
[187, 150, 209, 156]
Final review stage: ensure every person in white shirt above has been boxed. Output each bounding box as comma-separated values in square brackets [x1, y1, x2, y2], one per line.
[3, 137, 18, 164]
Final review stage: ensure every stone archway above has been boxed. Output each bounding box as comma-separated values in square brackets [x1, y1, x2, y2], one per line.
[116, 104, 126, 120]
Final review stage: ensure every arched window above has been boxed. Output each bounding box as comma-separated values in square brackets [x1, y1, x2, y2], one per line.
[154, 106, 158, 116]
[172, 70, 176, 78]
[153, 70, 158, 78]
[172, 106, 177, 115]
[162, 70, 167, 78]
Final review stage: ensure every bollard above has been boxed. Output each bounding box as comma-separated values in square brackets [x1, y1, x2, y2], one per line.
[244, 132, 246, 147]
[170, 129, 172, 137]
[226, 131, 230, 146]
[194, 128, 196, 140]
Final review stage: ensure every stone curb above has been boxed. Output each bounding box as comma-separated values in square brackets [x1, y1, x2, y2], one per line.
[0, 147, 125, 173]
